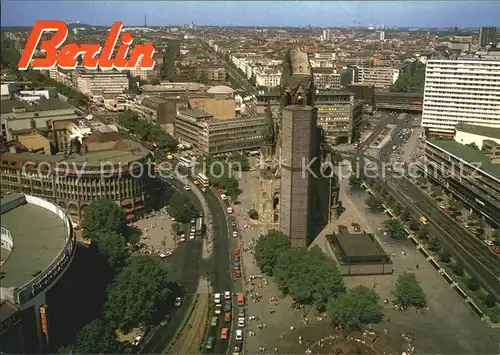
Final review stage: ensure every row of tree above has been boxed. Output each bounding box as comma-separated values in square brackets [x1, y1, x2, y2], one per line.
[61, 199, 177, 353]
[355, 175, 499, 311]
[120, 110, 177, 151]
[254, 230, 429, 330]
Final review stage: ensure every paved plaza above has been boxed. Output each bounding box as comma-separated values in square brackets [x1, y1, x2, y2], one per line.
[330, 181, 500, 354]
[131, 209, 177, 255]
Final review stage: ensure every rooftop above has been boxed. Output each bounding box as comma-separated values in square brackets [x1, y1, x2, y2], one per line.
[0, 194, 67, 289]
[428, 140, 500, 180]
[1, 134, 150, 168]
[180, 108, 213, 119]
[455, 123, 500, 140]
[327, 228, 388, 263]
[207, 85, 235, 95]
[0, 98, 72, 115]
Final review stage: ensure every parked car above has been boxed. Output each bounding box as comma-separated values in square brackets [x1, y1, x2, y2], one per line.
[183, 185, 191, 191]
[237, 317, 245, 327]
[237, 307, 245, 318]
[224, 300, 232, 312]
[215, 303, 222, 315]
[211, 316, 218, 327]
[214, 293, 221, 303]
[224, 291, 231, 300]
[220, 328, 229, 340]
[205, 336, 215, 350]
[235, 329, 243, 341]
[174, 297, 182, 307]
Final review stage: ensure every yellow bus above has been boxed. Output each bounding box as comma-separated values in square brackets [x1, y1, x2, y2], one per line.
[197, 172, 209, 187]
[420, 216, 429, 225]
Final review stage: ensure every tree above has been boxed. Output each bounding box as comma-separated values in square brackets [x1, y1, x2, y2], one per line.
[467, 278, 480, 292]
[392, 272, 427, 309]
[465, 142, 480, 150]
[59, 318, 119, 353]
[96, 231, 128, 269]
[439, 249, 451, 263]
[254, 230, 290, 275]
[105, 258, 174, 331]
[492, 230, 500, 246]
[451, 262, 464, 276]
[408, 218, 420, 231]
[82, 199, 125, 241]
[428, 238, 441, 253]
[199, 72, 209, 84]
[392, 203, 402, 216]
[400, 207, 411, 221]
[287, 247, 345, 310]
[390, 62, 426, 93]
[273, 247, 344, 309]
[229, 153, 250, 171]
[172, 222, 183, 235]
[327, 285, 383, 331]
[348, 174, 362, 188]
[248, 209, 259, 220]
[365, 194, 383, 210]
[485, 294, 497, 308]
[167, 191, 194, 223]
[382, 219, 406, 239]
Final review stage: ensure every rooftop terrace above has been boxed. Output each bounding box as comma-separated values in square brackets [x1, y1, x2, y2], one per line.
[1, 195, 67, 290]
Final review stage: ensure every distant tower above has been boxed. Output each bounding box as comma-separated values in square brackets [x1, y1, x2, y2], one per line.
[144, 14, 147, 27]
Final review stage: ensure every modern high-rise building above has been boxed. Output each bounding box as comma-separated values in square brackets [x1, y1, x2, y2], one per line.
[479, 26, 497, 47]
[421, 58, 500, 137]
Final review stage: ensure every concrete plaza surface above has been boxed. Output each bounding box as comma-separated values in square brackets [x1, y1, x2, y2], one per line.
[234, 169, 499, 354]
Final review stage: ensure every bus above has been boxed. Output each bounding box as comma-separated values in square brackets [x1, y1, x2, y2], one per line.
[197, 172, 209, 187]
[420, 216, 429, 225]
[179, 156, 192, 168]
[195, 217, 203, 237]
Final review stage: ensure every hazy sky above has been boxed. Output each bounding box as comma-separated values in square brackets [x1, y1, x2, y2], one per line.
[1, 1, 499, 28]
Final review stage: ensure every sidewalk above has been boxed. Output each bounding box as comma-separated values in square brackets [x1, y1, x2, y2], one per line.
[232, 172, 304, 353]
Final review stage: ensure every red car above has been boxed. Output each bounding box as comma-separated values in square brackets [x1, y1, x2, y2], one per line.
[234, 269, 241, 278]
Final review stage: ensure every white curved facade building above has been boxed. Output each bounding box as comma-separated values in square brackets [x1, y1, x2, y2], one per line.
[1, 193, 76, 352]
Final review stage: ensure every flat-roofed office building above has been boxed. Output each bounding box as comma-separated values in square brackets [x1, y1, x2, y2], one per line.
[174, 109, 266, 155]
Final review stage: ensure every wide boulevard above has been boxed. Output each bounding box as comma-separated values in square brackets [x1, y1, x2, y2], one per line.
[140, 178, 204, 353]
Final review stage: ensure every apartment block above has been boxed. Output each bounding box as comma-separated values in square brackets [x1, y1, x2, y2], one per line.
[316, 91, 363, 145]
[313, 68, 342, 89]
[74, 69, 129, 98]
[421, 59, 500, 136]
[255, 69, 282, 88]
[479, 27, 498, 47]
[356, 66, 401, 88]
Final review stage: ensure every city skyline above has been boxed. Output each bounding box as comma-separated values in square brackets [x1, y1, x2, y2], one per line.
[1, 1, 500, 28]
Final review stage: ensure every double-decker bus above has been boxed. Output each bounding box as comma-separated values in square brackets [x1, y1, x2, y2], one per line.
[197, 172, 209, 187]
[195, 217, 203, 237]
[179, 156, 192, 168]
